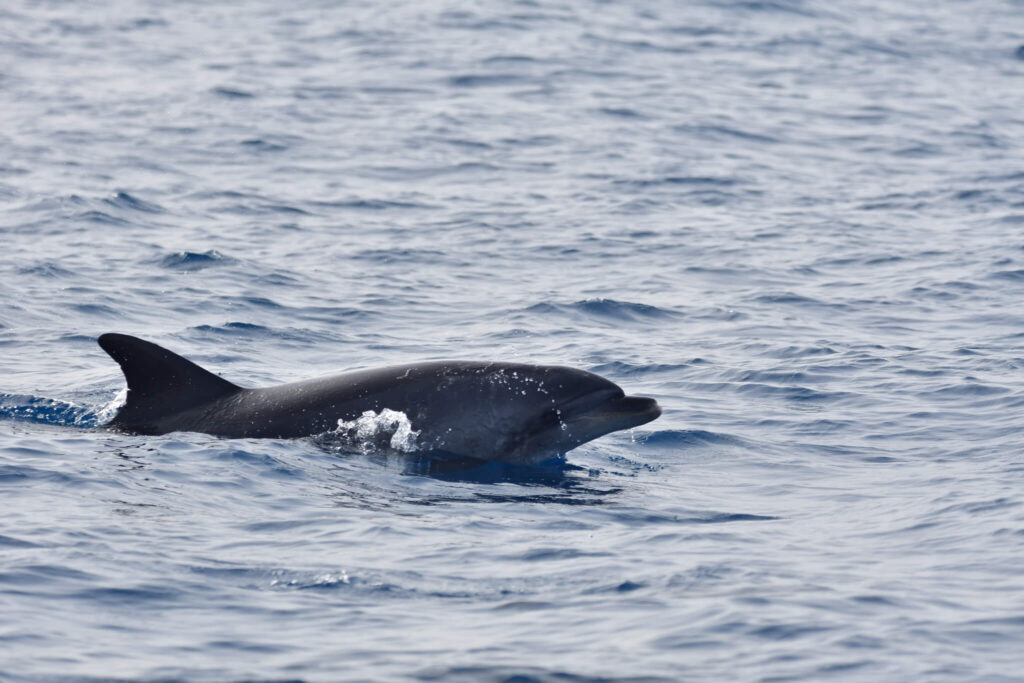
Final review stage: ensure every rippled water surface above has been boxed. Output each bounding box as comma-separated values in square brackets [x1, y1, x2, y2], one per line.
[4, 0, 1024, 680]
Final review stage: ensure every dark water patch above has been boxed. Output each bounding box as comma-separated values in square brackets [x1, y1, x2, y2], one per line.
[358, 161, 499, 181]
[254, 272, 302, 287]
[749, 622, 835, 641]
[0, 534, 41, 549]
[584, 33, 695, 54]
[205, 638, 290, 654]
[401, 458, 613, 492]
[310, 198, 435, 211]
[210, 200, 311, 216]
[448, 73, 527, 88]
[751, 292, 842, 309]
[851, 594, 902, 607]
[359, 85, 432, 97]
[481, 54, 540, 65]
[674, 124, 778, 144]
[416, 665, 673, 683]
[492, 600, 554, 611]
[158, 250, 235, 271]
[18, 261, 75, 278]
[73, 584, 184, 605]
[720, 0, 823, 15]
[118, 17, 168, 31]
[0, 164, 30, 177]
[419, 489, 618, 506]
[102, 191, 164, 214]
[294, 85, 351, 100]
[924, 382, 1010, 398]
[613, 175, 739, 189]
[635, 430, 750, 448]
[0, 393, 95, 427]
[238, 137, 290, 152]
[212, 86, 255, 99]
[935, 497, 1020, 516]
[605, 508, 778, 527]
[441, 137, 494, 150]
[353, 248, 450, 264]
[500, 134, 561, 147]
[662, 24, 723, 37]
[989, 269, 1024, 281]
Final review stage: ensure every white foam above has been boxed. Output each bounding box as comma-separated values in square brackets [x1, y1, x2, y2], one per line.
[94, 386, 127, 425]
[332, 408, 420, 453]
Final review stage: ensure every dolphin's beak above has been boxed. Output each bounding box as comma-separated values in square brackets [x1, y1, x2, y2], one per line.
[569, 394, 661, 431]
[558, 388, 661, 437]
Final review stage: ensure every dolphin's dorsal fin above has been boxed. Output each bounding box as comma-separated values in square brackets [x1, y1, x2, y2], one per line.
[98, 333, 242, 431]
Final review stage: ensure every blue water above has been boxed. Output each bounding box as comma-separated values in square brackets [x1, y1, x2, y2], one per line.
[3, 0, 1024, 679]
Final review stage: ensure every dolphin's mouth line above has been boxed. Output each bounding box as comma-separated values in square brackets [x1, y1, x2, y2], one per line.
[558, 390, 661, 428]
[557, 387, 624, 417]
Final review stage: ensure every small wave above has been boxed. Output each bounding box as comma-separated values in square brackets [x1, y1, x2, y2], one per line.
[76, 210, 130, 226]
[415, 665, 674, 683]
[751, 292, 837, 307]
[102, 191, 165, 214]
[448, 73, 526, 88]
[158, 250, 235, 271]
[635, 429, 749, 448]
[990, 269, 1024, 281]
[614, 175, 740, 189]
[192, 322, 271, 337]
[481, 54, 540, 65]
[17, 261, 75, 278]
[589, 361, 695, 377]
[211, 86, 255, 99]
[604, 506, 778, 526]
[733, 383, 853, 402]
[353, 248, 450, 264]
[673, 124, 779, 144]
[597, 107, 645, 118]
[526, 299, 682, 323]
[213, 201, 311, 216]
[238, 137, 290, 152]
[0, 534, 41, 549]
[310, 198, 435, 211]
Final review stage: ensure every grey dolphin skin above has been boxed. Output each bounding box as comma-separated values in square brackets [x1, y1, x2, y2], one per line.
[98, 334, 661, 464]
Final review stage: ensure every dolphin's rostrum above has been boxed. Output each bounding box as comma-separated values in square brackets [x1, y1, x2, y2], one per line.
[98, 333, 661, 464]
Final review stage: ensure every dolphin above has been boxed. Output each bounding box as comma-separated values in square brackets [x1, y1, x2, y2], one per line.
[98, 334, 661, 464]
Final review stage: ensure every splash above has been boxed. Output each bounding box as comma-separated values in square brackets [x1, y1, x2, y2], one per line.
[321, 408, 420, 454]
[94, 386, 127, 426]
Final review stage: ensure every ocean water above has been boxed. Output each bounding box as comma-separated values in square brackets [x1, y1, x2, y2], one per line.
[3, 0, 1024, 680]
